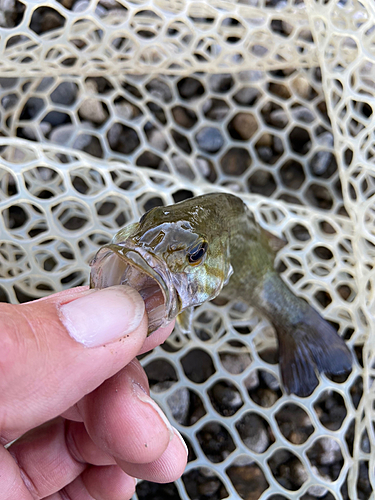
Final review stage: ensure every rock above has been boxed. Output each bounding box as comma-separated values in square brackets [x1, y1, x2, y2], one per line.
[226, 462, 269, 500]
[244, 370, 259, 390]
[148, 129, 168, 151]
[211, 382, 243, 416]
[310, 151, 334, 176]
[151, 381, 175, 393]
[79, 81, 108, 124]
[172, 106, 197, 129]
[202, 98, 229, 121]
[219, 352, 251, 374]
[167, 387, 189, 424]
[317, 131, 334, 147]
[269, 109, 288, 129]
[172, 156, 195, 180]
[1, 93, 19, 110]
[106, 122, 122, 147]
[293, 74, 313, 99]
[195, 127, 224, 153]
[258, 388, 279, 407]
[209, 74, 234, 93]
[318, 437, 342, 465]
[307, 476, 329, 497]
[40, 122, 52, 137]
[72, 0, 90, 12]
[262, 371, 280, 391]
[0, 0, 16, 27]
[232, 113, 258, 139]
[236, 413, 270, 453]
[147, 78, 172, 102]
[233, 86, 261, 105]
[291, 105, 315, 123]
[50, 82, 78, 105]
[39, 9, 65, 35]
[251, 169, 272, 187]
[290, 459, 308, 485]
[50, 124, 75, 144]
[98, 0, 121, 8]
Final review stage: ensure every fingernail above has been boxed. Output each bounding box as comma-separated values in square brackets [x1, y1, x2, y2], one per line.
[172, 426, 189, 457]
[59, 286, 145, 347]
[132, 382, 174, 441]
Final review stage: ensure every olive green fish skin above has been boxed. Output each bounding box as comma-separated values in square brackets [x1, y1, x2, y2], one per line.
[91, 193, 352, 397]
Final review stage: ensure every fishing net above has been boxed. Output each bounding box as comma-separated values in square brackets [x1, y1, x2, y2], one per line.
[0, 0, 373, 498]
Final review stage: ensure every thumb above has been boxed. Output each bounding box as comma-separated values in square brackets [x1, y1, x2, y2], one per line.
[0, 285, 148, 443]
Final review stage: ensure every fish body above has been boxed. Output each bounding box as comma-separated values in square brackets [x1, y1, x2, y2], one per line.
[90, 193, 352, 396]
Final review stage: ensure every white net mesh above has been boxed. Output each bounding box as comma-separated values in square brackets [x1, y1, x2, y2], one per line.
[0, 1, 373, 499]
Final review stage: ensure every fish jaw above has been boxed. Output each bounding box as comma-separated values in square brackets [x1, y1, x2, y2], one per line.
[90, 242, 180, 334]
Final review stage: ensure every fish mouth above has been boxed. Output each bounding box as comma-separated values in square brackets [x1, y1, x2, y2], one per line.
[90, 242, 180, 334]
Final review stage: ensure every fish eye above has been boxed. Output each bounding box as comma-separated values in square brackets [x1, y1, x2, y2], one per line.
[188, 240, 208, 265]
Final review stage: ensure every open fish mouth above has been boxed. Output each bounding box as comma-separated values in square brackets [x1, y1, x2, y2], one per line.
[90, 242, 180, 334]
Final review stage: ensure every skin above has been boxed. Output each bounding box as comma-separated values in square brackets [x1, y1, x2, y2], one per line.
[92, 193, 352, 397]
[0, 287, 187, 499]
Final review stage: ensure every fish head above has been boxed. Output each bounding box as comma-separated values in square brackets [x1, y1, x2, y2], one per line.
[90, 204, 232, 333]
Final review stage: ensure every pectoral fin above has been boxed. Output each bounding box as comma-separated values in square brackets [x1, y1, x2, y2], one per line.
[177, 307, 194, 334]
[262, 229, 287, 254]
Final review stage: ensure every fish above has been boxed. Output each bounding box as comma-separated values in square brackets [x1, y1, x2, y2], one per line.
[90, 192, 352, 397]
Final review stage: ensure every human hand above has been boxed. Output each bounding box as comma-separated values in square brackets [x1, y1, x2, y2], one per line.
[1, 285, 187, 499]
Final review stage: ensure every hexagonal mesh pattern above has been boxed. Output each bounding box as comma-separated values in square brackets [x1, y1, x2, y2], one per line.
[0, 1, 374, 499]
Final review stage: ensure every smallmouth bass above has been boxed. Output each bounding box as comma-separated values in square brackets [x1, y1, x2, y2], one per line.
[90, 193, 352, 397]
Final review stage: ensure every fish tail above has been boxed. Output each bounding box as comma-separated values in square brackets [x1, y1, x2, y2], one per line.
[257, 274, 352, 397]
[277, 315, 352, 397]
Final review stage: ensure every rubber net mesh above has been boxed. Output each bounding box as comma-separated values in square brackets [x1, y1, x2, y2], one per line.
[0, 0, 374, 498]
